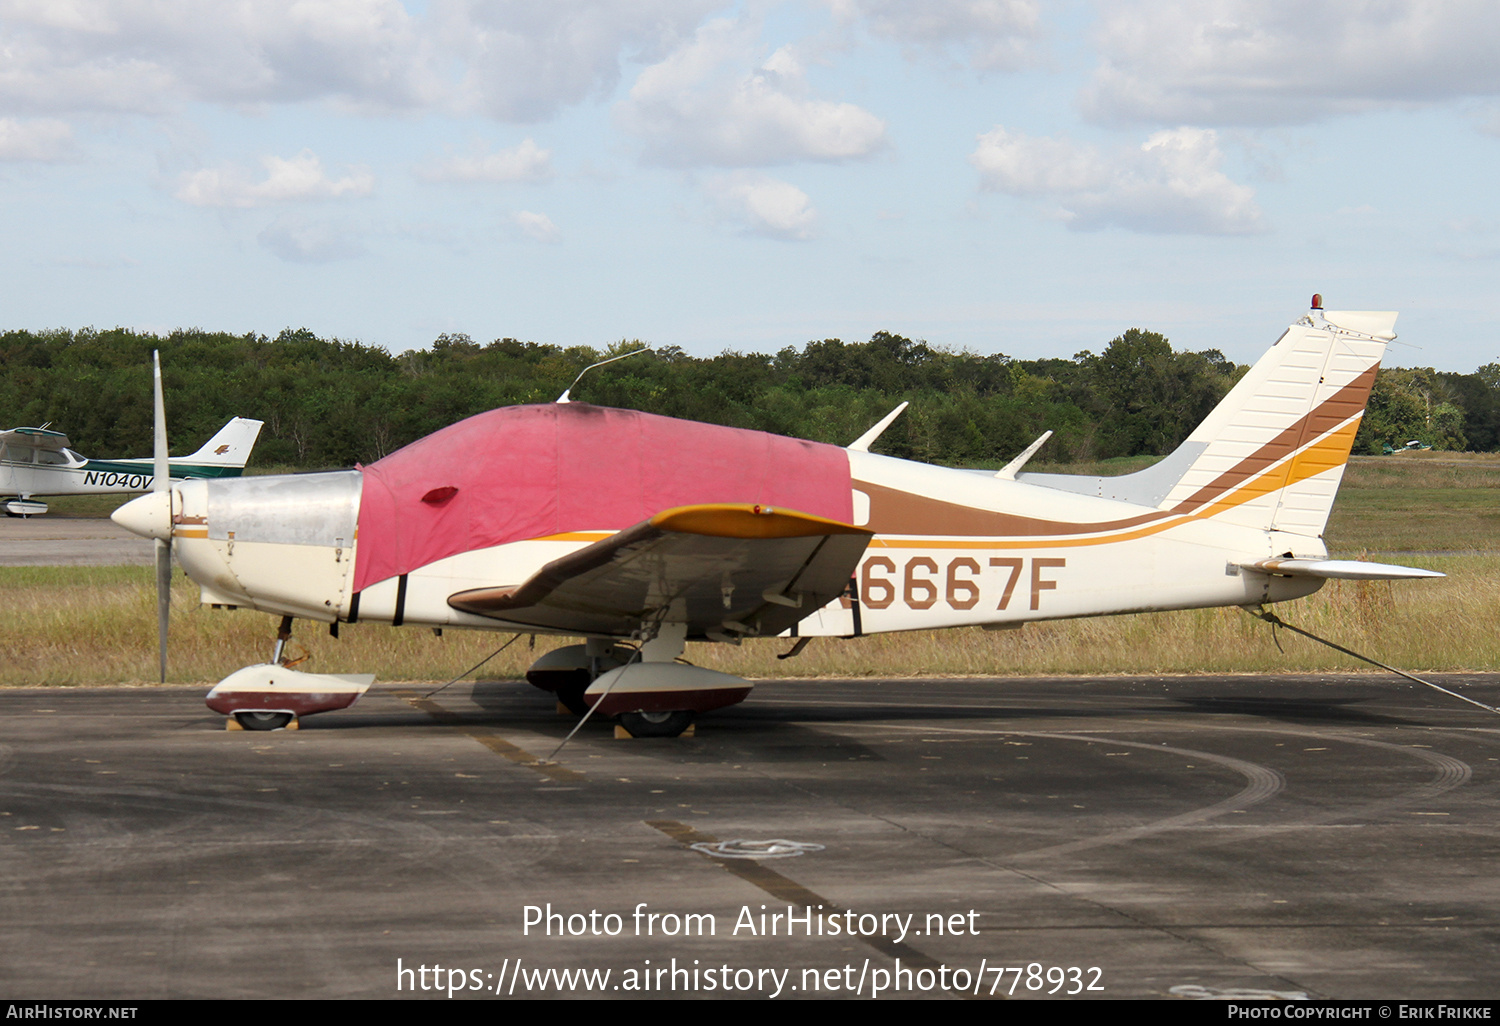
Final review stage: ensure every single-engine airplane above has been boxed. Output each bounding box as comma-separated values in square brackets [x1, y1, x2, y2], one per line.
[112, 298, 1442, 734]
[1, 417, 262, 516]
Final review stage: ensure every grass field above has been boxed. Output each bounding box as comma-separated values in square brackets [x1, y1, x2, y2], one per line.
[6, 451, 1497, 685]
[1326, 453, 1500, 554]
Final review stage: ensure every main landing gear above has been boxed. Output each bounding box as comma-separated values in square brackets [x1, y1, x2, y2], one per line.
[524, 639, 633, 716]
[524, 627, 753, 738]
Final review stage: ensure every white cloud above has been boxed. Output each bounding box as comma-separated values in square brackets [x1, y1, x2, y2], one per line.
[257, 215, 367, 262]
[0, 117, 73, 160]
[706, 171, 816, 240]
[175, 151, 375, 208]
[619, 17, 886, 167]
[971, 126, 1264, 235]
[0, 0, 718, 122]
[513, 210, 561, 243]
[848, 0, 1041, 70]
[415, 138, 553, 184]
[439, 0, 721, 122]
[0, 0, 438, 115]
[1084, 0, 1500, 127]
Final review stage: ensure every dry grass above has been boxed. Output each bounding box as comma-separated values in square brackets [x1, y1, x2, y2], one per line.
[0, 567, 539, 687]
[1, 556, 1489, 686]
[1325, 454, 1500, 554]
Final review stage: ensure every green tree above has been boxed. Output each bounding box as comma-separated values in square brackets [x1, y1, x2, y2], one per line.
[1357, 368, 1467, 452]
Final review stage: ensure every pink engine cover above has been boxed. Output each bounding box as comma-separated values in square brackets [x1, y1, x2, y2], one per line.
[353, 403, 854, 592]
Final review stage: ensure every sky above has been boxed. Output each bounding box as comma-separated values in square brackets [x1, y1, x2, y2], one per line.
[2, 0, 1499, 370]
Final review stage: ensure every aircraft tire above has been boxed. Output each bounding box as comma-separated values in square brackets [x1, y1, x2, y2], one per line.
[618, 710, 694, 738]
[234, 711, 293, 731]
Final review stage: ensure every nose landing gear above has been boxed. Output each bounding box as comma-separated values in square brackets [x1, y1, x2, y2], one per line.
[207, 616, 373, 730]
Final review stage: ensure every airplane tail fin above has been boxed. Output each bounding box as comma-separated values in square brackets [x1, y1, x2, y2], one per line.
[183, 418, 264, 468]
[1020, 300, 1394, 539]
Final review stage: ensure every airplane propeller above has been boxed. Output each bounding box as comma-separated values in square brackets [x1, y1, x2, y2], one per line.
[152, 351, 170, 683]
[108, 352, 180, 682]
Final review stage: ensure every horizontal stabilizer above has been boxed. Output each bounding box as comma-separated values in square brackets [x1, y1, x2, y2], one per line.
[1239, 558, 1444, 581]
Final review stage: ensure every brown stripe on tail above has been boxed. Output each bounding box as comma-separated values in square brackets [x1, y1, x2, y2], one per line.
[1169, 364, 1376, 517]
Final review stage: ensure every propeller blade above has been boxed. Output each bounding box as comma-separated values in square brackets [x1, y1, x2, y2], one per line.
[152, 351, 167, 494]
[156, 537, 170, 683]
[152, 351, 170, 683]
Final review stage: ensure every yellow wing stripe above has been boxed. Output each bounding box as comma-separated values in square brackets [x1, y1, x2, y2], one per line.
[650, 503, 869, 539]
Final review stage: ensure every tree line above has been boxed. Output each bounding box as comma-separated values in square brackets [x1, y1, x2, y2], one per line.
[1, 325, 1494, 469]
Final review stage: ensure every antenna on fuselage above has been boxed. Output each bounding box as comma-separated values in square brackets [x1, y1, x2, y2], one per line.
[555, 346, 654, 403]
[848, 402, 908, 452]
[995, 430, 1053, 480]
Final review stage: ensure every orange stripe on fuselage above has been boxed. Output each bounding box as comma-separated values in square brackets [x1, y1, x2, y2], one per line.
[870, 416, 1363, 550]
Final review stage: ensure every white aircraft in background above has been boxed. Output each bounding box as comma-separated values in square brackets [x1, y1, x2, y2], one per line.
[1, 417, 263, 516]
[113, 299, 1441, 734]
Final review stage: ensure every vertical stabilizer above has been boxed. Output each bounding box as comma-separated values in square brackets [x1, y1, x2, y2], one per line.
[1156, 306, 1393, 536]
[1018, 301, 1394, 539]
[185, 418, 264, 468]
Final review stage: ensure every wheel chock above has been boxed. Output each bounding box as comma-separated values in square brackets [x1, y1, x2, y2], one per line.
[224, 716, 299, 731]
[614, 723, 696, 739]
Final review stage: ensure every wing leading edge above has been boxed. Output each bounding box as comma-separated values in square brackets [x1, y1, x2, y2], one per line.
[447, 503, 872, 639]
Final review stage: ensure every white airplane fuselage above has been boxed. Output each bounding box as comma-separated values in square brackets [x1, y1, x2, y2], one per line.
[2, 458, 180, 498]
[1, 417, 263, 508]
[153, 449, 1324, 639]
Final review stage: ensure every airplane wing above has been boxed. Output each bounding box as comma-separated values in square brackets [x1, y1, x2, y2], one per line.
[0, 427, 70, 451]
[447, 503, 872, 639]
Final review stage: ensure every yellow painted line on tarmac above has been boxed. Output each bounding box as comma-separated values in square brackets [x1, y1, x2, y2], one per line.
[402, 693, 586, 784]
